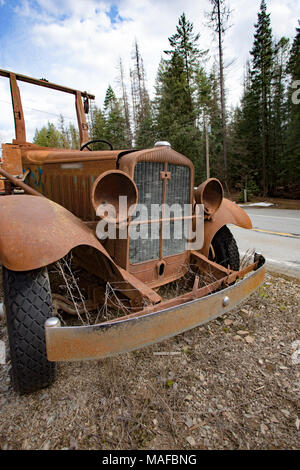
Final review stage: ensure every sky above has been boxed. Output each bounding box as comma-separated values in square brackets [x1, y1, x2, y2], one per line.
[0, 0, 299, 144]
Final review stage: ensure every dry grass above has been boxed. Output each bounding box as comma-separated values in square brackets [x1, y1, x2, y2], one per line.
[48, 253, 255, 326]
[0, 267, 299, 450]
[49, 257, 220, 325]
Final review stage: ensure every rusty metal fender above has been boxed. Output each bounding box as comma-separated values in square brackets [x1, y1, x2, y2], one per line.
[200, 198, 252, 257]
[0, 195, 120, 274]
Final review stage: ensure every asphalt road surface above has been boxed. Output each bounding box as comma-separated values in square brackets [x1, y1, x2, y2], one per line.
[229, 207, 300, 279]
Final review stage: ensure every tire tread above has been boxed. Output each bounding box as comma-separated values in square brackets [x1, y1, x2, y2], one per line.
[3, 267, 56, 394]
[211, 225, 240, 271]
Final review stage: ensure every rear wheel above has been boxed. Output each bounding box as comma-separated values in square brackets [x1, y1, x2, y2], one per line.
[210, 225, 240, 271]
[2, 266, 56, 394]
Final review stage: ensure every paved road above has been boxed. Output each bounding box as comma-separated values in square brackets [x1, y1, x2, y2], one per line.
[241, 207, 300, 235]
[229, 207, 300, 279]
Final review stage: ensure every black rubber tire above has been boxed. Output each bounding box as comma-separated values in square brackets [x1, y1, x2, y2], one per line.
[210, 225, 240, 271]
[2, 266, 56, 394]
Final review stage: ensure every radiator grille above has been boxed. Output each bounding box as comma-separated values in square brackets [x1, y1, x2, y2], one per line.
[129, 161, 191, 264]
[129, 162, 163, 264]
[163, 164, 190, 257]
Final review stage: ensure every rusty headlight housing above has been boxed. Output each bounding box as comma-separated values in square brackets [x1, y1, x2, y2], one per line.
[91, 170, 138, 222]
[194, 178, 223, 216]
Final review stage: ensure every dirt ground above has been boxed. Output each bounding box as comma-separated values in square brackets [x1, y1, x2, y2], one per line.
[0, 268, 299, 450]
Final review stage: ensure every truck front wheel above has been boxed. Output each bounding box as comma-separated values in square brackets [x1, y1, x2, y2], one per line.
[210, 225, 240, 271]
[2, 266, 56, 394]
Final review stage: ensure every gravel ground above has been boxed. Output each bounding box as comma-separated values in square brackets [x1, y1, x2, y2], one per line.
[0, 269, 299, 450]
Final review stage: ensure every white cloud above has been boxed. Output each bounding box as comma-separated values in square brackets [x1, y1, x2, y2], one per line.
[1, 0, 299, 143]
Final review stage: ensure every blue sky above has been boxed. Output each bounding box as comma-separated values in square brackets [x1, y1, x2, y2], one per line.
[0, 0, 16, 36]
[0, 1, 31, 69]
[0, 0, 299, 144]
[0, 1, 124, 76]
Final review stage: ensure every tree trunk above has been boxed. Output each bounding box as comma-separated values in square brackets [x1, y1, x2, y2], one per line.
[217, 0, 228, 188]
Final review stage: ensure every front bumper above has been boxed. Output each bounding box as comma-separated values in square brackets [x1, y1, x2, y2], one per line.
[45, 256, 265, 362]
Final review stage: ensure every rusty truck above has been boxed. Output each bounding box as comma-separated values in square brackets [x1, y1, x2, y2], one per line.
[0, 69, 265, 394]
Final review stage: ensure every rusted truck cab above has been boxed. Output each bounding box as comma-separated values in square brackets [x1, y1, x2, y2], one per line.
[0, 69, 265, 394]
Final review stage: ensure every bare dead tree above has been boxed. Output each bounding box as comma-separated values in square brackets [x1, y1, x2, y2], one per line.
[206, 0, 232, 190]
[130, 39, 151, 144]
[117, 57, 133, 146]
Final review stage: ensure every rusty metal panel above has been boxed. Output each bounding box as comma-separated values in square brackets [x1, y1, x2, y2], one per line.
[1, 144, 23, 175]
[128, 252, 188, 287]
[44, 173, 95, 220]
[24, 157, 117, 220]
[9, 73, 26, 143]
[200, 198, 252, 257]
[0, 68, 95, 99]
[75, 90, 89, 146]
[0, 195, 121, 273]
[23, 149, 120, 164]
[45, 262, 265, 362]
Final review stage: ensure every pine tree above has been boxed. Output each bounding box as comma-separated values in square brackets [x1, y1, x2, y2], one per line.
[33, 126, 49, 147]
[103, 85, 117, 114]
[154, 14, 207, 183]
[88, 104, 107, 150]
[33, 122, 62, 148]
[194, 64, 224, 181]
[68, 123, 80, 149]
[204, 66, 224, 181]
[250, 0, 273, 195]
[228, 62, 262, 193]
[269, 37, 290, 190]
[154, 52, 197, 143]
[164, 12, 205, 113]
[285, 22, 300, 191]
[58, 114, 71, 148]
[103, 85, 128, 149]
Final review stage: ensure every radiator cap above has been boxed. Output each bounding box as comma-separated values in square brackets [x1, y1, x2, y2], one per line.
[154, 141, 171, 147]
